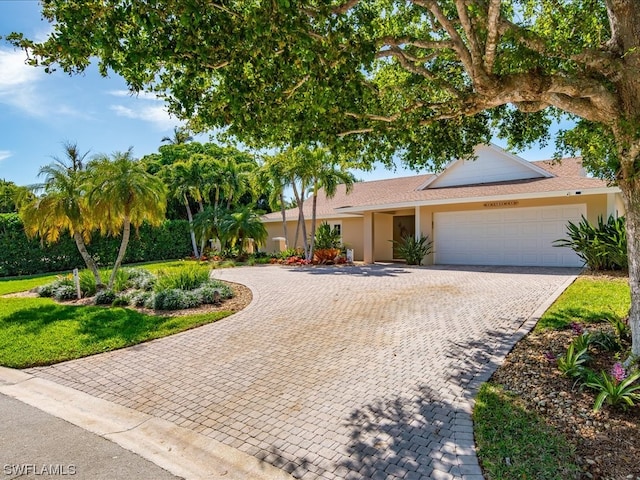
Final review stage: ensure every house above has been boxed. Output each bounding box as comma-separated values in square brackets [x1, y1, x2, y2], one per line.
[262, 144, 623, 267]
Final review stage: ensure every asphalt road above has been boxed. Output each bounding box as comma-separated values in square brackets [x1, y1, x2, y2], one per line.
[0, 393, 181, 480]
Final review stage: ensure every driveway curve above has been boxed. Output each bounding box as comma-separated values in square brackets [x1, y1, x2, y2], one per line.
[28, 265, 577, 480]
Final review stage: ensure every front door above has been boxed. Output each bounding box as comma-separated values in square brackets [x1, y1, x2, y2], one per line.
[393, 215, 415, 259]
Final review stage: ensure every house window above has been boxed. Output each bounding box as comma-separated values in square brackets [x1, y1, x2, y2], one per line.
[331, 222, 343, 244]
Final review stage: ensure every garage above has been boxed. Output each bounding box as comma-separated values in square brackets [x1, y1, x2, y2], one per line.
[433, 204, 586, 267]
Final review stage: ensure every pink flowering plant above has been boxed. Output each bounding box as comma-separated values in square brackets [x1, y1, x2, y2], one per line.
[585, 364, 640, 412]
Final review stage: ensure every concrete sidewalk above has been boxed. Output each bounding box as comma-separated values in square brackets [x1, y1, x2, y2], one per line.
[0, 368, 294, 480]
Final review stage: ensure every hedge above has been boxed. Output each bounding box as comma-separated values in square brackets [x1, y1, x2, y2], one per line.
[0, 214, 193, 277]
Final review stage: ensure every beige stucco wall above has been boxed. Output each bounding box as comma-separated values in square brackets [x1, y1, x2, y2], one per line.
[263, 193, 617, 263]
[263, 217, 365, 261]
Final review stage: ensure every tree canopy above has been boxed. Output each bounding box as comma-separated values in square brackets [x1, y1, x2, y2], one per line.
[7, 1, 640, 354]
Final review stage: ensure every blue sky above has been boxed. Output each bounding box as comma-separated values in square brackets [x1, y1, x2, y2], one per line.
[0, 0, 558, 188]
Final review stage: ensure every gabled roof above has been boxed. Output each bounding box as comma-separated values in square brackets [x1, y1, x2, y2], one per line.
[418, 144, 552, 189]
[262, 156, 617, 223]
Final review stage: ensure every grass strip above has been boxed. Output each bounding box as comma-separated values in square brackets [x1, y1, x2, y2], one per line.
[474, 383, 580, 480]
[535, 277, 629, 331]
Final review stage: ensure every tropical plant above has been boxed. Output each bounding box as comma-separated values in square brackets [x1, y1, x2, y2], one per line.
[19, 142, 104, 289]
[590, 330, 621, 353]
[161, 126, 193, 145]
[218, 206, 268, 258]
[88, 149, 167, 289]
[554, 215, 627, 271]
[154, 264, 211, 292]
[391, 234, 433, 266]
[314, 222, 342, 250]
[94, 289, 116, 305]
[585, 366, 640, 412]
[557, 343, 590, 379]
[607, 316, 631, 343]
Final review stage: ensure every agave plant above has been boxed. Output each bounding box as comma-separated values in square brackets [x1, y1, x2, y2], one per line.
[391, 234, 433, 266]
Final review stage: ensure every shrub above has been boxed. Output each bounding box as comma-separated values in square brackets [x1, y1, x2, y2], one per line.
[314, 248, 342, 264]
[131, 291, 153, 307]
[94, 289, 116, 305]
[153, 288, 202, 310]
[36, 283, 56, 297]
[554, 215, 627, 270]
[127, 268, 155, 291]
[155, 265, 211, 292]
[0, 214, 193, 277]
[111, 294, 131, 307]
[585, 366, 640, 411]
[196, 280, 233, 304]
[37, 276, 74, 298]
[314, 222, 342, 250]
[78, 269, 97, 297]
[53, 285, 78, 301]
[391, 234, 433, 266]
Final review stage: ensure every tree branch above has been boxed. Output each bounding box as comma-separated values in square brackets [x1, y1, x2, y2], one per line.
[331, 0, 360, 15]
[484, 0, 502, 72]
[376, 47, 463, 99]
[411, 0, 474, 73]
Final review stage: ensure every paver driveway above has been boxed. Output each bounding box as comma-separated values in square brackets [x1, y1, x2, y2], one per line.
[28, 265, 577, 480]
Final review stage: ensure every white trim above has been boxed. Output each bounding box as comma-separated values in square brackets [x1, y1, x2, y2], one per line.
[416, 144, 553, 190]
[335, 186, 621, 214]
[262, 212, 362, 223]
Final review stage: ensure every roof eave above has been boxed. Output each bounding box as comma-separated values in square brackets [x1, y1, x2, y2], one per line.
[335, 186, 621, 214]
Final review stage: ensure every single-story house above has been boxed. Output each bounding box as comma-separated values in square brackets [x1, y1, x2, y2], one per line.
[262, 144, 623, 267]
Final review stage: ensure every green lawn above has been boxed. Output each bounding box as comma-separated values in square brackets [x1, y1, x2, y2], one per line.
[536, 276, 630, 331]
[475, 275, 630, 479]
[474, 384, 580, 480]
[0, 260, 232, 368]
[0, 273, 60, 296]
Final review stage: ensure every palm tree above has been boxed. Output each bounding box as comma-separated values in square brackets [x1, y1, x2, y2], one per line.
[88, 149, 167, 288]
[19, 142, 104, 289]
[278, 146, 355, 261]
[161, 126, 193, 145]
[306, 148, 356, 261]
[255, 157, 290, 249]
[218, 206, 268, 258]
[170, 155, 217, 257]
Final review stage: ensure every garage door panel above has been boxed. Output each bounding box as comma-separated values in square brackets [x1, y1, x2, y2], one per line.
[434, 204, 586, 267]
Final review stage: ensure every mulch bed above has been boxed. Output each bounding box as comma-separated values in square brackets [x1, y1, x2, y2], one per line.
[490, 323, 640, 479]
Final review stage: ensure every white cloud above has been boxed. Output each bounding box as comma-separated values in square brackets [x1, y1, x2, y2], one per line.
[110, 104, 178, 130]
[0, 48, 42, 115]
[0, 150, 11, 162]
[108, 89, 161, 101]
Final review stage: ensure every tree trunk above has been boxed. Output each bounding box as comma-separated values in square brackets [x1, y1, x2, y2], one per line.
[198, 200, 206, 259]
[72, 231, 104, 291]
[184, 194, 199, 258]
[291, 180, 308, 260]
[618, 178, 640, 357]
[109, 216, 131, 289]
[309, 183, 319, 262]
[279, 192, 289, 249]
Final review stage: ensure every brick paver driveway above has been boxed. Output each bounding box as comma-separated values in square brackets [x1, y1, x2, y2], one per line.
[29, 265, 577, 480]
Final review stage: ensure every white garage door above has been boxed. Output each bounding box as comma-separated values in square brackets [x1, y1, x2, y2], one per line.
[434, 204, 586, 267]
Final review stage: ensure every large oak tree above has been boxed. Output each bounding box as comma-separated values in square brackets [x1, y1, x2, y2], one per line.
[8, 0, 640, 356]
